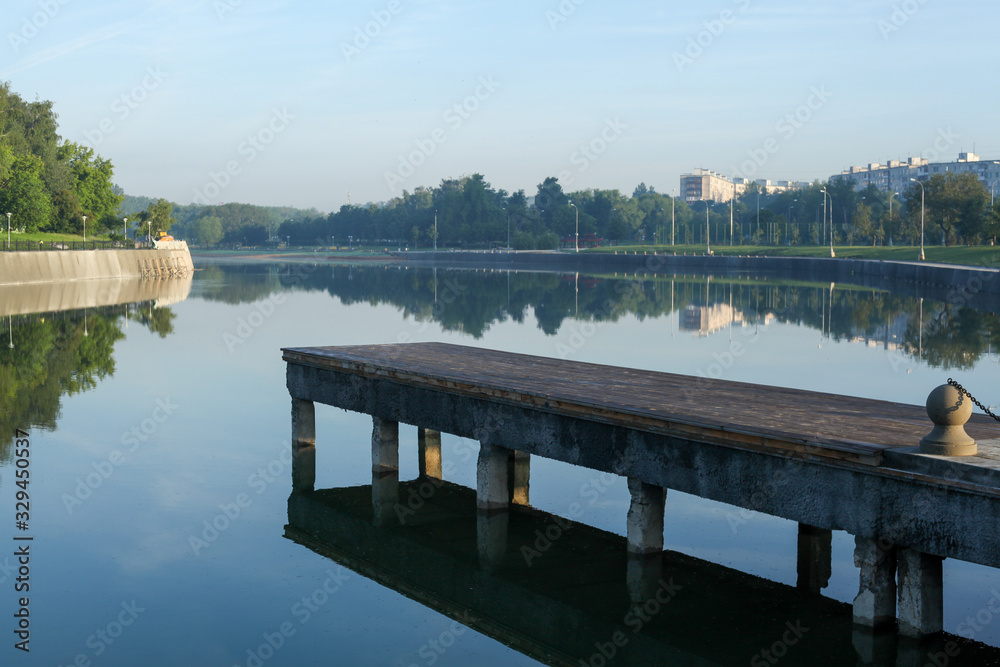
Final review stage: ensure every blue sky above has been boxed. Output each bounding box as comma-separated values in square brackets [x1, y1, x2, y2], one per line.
[3, 0, 997, 211]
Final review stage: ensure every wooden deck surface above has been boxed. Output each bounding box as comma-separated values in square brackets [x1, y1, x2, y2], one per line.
[282, 343, 1000, 467]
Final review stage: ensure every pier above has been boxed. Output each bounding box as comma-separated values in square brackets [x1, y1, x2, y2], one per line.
[282, 342, 1000, 643]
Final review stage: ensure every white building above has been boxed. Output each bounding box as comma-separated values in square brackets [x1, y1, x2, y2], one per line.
[833, 153, 1000, 196]
[680, 168, 808, 203]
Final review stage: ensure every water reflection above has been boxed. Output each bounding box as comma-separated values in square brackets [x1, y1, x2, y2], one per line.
[285, 475, 1000, 666]
[197, 262, 1000, 371]
[0, 276, 190, 459]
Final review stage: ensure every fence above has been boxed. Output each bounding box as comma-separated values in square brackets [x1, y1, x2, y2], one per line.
[2, 240, 155, 252]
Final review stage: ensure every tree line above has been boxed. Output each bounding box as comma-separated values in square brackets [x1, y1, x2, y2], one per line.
[262, 172, 1000, 251]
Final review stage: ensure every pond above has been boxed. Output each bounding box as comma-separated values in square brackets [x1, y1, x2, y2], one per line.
[2, 260, 1000, 665]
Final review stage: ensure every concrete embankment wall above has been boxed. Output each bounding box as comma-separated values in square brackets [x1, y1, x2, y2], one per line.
[0, 245, 194, 286]
[398, 251, 1000, 310]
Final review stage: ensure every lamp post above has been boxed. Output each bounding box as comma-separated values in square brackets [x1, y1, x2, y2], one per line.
[786, 199, 797, 245]
[123, 217, 128, 239]
[701, 199, 711, 255]
[147, 221, 151, 245]
[821, 188, 834, 257]
[910, 178, 925, 261]
[671, 191, 675, 246]
[5, 212, 10, 250]
[82, 215, 87, 243]
[434, 210, 437, 251]
[569, 202, 578, 252]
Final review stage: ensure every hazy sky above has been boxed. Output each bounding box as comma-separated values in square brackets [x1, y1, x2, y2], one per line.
[3, 0, 997, 212]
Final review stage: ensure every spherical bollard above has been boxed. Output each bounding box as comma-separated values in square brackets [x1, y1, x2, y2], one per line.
[919, 384, 977, 456]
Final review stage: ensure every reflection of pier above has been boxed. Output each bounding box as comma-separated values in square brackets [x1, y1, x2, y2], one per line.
[285, 479, 1000, 666]
[282, 343, 1000, 648]
[0, 274, 192, 317]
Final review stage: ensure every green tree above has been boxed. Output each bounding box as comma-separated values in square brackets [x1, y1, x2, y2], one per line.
[191, 216, 223, 246]
[907, 173, 989, 245]
[56, 142, 122, 231]
[0, 153, 52, 232]
[141, 198, 176, 236]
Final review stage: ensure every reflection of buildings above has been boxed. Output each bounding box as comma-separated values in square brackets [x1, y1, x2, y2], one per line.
[680, 303, 745, 336]
[849, 312, 911, 352]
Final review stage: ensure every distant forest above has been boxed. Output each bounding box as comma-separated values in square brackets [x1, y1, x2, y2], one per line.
[2, 82, 996, 248]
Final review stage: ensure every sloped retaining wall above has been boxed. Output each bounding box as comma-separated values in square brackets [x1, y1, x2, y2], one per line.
[0, 244, 194, 286]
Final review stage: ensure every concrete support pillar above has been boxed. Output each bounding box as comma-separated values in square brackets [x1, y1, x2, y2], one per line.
[796, 524, 832, 593]
[372, 417, 399, 473]
[851, 626, 896, 666]
[853, 536, 897, 629]
[417, 428, 442, 480]
[897, 548, 944, 637]
[477, 509, 509, 571]
[372, 469, 399, 527]
[508, 450, 530, 506]
[292, 443, 315, 492]
[626, 478, 665, 555]
[477, 443, 510, 511]
[291, 398, 315, 446]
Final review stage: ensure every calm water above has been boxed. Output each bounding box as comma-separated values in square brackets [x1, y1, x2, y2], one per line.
[2, 260, 1000, 666]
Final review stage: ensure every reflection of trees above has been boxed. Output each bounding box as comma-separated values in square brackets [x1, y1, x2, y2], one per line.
[0, 305, 175, 459]
[197, 264, 1000, 372]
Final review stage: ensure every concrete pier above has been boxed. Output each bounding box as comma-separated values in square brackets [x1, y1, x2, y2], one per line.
[283, 342, 1000, 638]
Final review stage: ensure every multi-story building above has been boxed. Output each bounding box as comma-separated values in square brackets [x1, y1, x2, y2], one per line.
[834, 153, 1000, 195]
[680, 168, 809, 203]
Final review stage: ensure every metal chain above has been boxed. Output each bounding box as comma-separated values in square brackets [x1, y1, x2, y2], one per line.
[948, 378, 1000, 423]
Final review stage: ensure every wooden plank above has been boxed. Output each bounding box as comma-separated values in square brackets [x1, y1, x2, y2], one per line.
[282, 343, 1000, 467]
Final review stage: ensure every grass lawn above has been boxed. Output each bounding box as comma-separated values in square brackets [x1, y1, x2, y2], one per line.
[582, 244, 1000, 268]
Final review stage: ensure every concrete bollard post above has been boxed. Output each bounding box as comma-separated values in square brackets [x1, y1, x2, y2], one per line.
[853, 536, 897, 629]
[418, 428, 442, 480]
[897, 548, 944, 637]
[372, 417, 399, 473]
[626, 478, 665, 555]
[796, 524, 832, 593]
[920, 384, 977, 456]
[508, 450, 530, 506]
[291, 398, 315, 446]
[477, 443, 510, 511]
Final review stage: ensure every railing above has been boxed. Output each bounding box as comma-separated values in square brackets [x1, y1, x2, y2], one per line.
[1, 240, 156, 252]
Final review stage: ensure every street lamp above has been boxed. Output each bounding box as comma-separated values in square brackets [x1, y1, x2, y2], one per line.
[701, 199, 711, 255]
[569, 202, 578, 252]
[434, 209, 438, 251]
[820, 188, 834, 257]
[786, 199, 797, 245]
[5, 212, 10, 250]
[910, 178, 925, 261]
[147, 221, 151, 244]
[82, 215, 87, 243]
[671, 191, 676, 246]
[123, 217, 128, 239]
